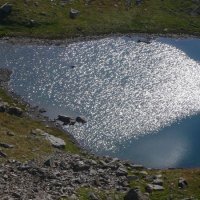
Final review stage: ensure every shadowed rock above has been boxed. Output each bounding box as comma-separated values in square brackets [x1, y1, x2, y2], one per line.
[0, 68, 12, 83]
[69, 8, 79, 19]
[7, 106, 23, 117]
[124, 188, 149, 200]
[0, 3, 12, 18]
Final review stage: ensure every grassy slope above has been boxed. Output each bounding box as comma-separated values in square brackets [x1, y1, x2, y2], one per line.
[0, 88, 80, 162]
[0, 0, 199, 38]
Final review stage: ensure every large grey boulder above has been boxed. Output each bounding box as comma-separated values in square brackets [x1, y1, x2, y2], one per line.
[43, 132, 66, 149]
[31, 129, 66, 149]
[124, 189, 149, 200]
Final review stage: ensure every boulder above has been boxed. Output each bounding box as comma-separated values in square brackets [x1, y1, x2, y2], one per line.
[0, 3, 12, 18]
[0, 68, 12, 83]
[76, 116, 87, 124]
[145, 184, 164, 193]
[116, 167, 128, 176]
[7, 106, 23, 117]
[124, 189, 149, 200]
[69, 8, 79, 19]
[44, 158, 54, 167]
[72, 160, 90, 171]
[152, 178, 164, 186]
[135, 0, 142, 6]
[0, 143, 14, 148]
[69, 118, 76, 125]
[0, 102, 8, 112]
[0, 150, 7, 158]
[178, 178, 188, 189]
[43, 133, 66, 149]
[39, 108, 46, 113]
[190, 6, 200, 16]
[57, 115, 73, 125]
[89, 192, 99, 200]
[137, 38, 151, 44]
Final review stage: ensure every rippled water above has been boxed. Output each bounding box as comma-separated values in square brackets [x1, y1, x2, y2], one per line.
[1, 36, 200, 168]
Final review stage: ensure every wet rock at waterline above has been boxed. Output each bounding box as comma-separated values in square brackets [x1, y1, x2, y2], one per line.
[76, 116, 87, 124]
[57, 115, 87, 125]
[137, 38, 151, 44]
[0, 68, 12, 83]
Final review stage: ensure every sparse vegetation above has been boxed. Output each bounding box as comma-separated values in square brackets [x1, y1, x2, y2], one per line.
[0, 0, 200, 39]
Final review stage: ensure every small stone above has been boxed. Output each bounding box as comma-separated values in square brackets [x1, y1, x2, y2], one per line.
[7, 131, 15, 136]
[178, 178, 188, 189]
[89, 169, 97, 176]
[39, 108, 46, 113]
[116, 167, 128, 176]
[44, 158, 54, 167]
[89, 192, 99, 200]
[0, 150, 7, 158]
[124, 188, 149, 200]
[0, 143, 14, 148]
[69, 8, 80, 19]
[69, 194, 78, 200]
[76, 116, 87, 124]
[0, 102, 8, 112]
[145, 184, 164, 193]
[12, 192, 21, 198]
[139, 170, 148, 176]
[152, 178, 164, 186]
[7, 106, 23, 117]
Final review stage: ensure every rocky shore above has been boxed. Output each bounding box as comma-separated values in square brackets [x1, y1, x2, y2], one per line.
[0, 32, 199, 47]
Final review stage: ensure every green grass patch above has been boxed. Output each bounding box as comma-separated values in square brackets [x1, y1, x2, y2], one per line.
[0, 0, 199, 38]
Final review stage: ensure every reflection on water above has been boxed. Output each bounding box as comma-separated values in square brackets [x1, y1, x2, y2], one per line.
[0, 36, 200, 168]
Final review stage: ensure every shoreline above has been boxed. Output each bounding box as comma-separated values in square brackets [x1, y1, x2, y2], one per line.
[0, 32, 200, 46]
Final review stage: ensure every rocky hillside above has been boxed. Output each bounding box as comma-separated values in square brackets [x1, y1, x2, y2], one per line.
[0, 0, 200, 38]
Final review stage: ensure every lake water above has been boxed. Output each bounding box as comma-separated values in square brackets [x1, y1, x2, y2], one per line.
[0, 36, 200, 168]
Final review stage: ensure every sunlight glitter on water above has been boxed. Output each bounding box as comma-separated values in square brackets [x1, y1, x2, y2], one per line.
[1, 37, 200, 153]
